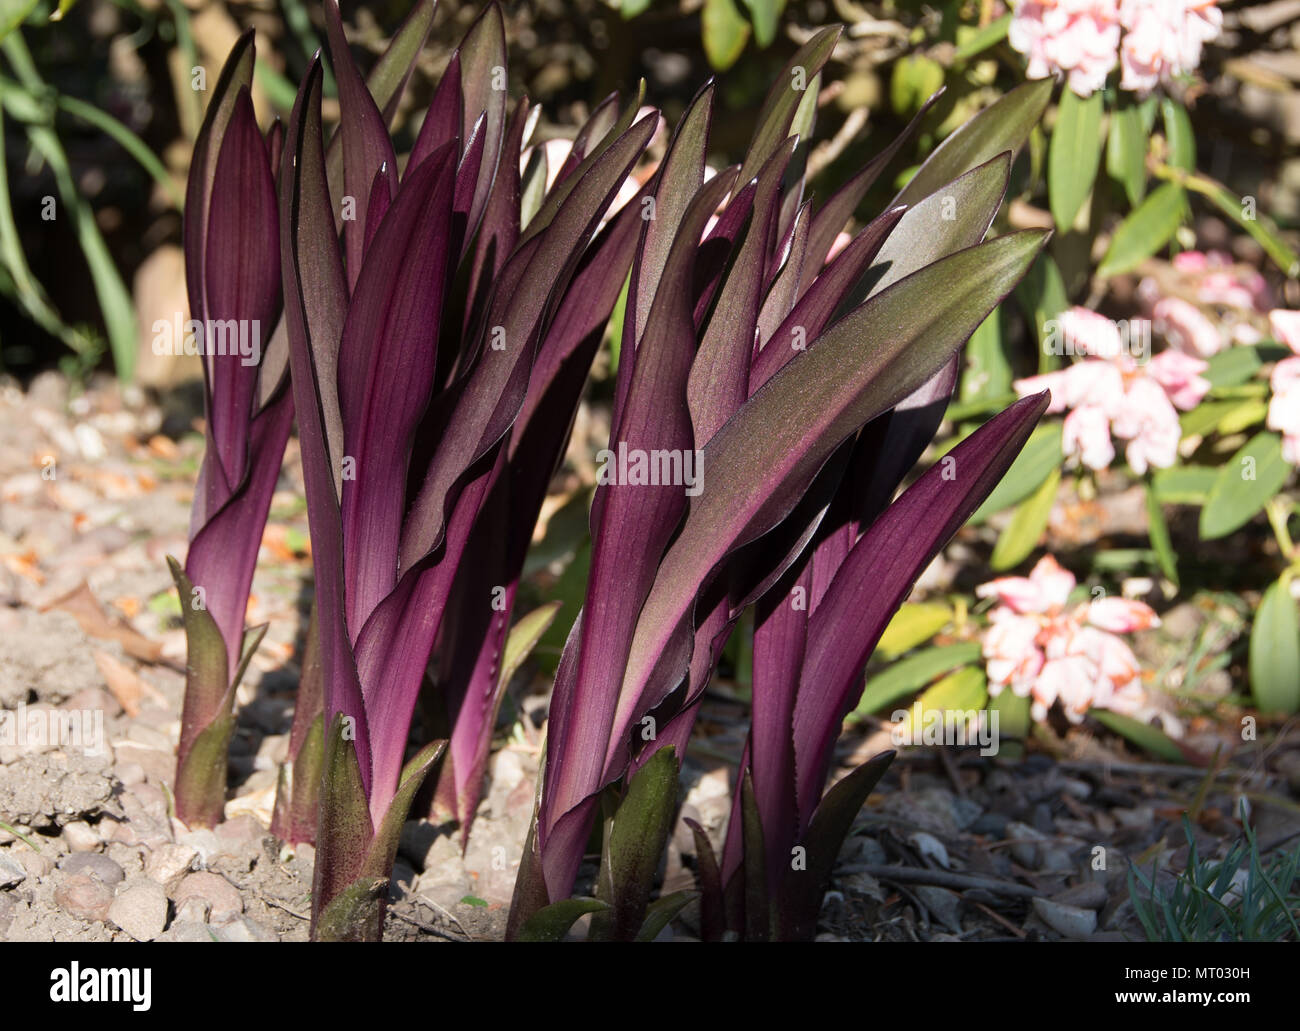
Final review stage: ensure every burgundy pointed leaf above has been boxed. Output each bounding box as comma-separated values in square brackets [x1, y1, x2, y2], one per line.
[631, 82, 713, 351]
[691, 168, 751, 327]
[739, 26, 840, 184]
[204, 88, 280, 493]
[755, 199, 809, 347]
[398, 114, 658, 575]
[338, 144, 457, 634]
[688, 140, 792, 445]
[610, 232, 1049, 767]
[185, 31, 254, 341]
[685, 817, 725, 941]
[542, 174, 736, 854]
[778, 751, 894, 940]
[750, 204, 905, 394]
[521, 83, 647, 246]
[455, 2, 509, 237]
[353, 447, 500, 824]
[410, 52, 462, 173]
[798, 90, 942, 290]
[748, 560, 809, 893]
[369, 0, 438, 125]
[894, 78, 1052, 208]
[792, 392, 1050, 820]
[279, 59, 370, 782]
[323, 0, 398, 290]
[466, 95, 528, 333]
[184, 392, 293, 676]
[322, 0, 438, 189]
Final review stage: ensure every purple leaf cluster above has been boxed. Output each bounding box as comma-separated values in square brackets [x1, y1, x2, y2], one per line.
[278, 0, 660, 935]
[507, 34, 1056, 937]
[175, 32, 293, 828]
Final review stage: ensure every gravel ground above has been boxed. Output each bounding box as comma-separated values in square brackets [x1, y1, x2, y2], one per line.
[1, 372, 1297, 943]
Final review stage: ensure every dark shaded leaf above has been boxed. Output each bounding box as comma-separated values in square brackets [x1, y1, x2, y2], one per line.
[792, 392, 1049, 819]
[337, 144, 457, 632]
[635, 890, 698, 941]
[685, 817, 725, 941]
[279, 58, 370, 783]
[778, 751, 894, 940]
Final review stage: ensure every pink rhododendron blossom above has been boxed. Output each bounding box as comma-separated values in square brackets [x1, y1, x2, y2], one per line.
[1270, 309, 1300, 352]
[979, 554, 1078, 613]
[1016, 306, 1207, 472]
[1168, 251, 1272, 312]
[1011, 0, 1219, 97]
[1113, 376, 1184, 473]
[977, 556, 1166, 727]
[1267, 310, 1300, 463]
[1198, 269, 1272, 311]
[1057, 306, 1125, 357]
[1009, 0, 1121, 97]
[1088, 596, 1162, 632]
[1153, 295, 1223, 356]
[1139, 252, 1272, 360]
[1146, 348, 1211, 410]
[1118, 0, 1222, 95]
[1062, 404, 1116, 469]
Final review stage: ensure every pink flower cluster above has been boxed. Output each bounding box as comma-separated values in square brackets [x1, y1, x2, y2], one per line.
[1009, 0, 1121, 97]
[1140, 251, 1274, 356]
[1170, 251, 1272, 313]
[1119, 0, 1223, 95]
[1009, 0, 1222, 97]
[1267, 310, 1300, 463]
[1015, 307, 1210, 473]
[978, 556, 1163, 725]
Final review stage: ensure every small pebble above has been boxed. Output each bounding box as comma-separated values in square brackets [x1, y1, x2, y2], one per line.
[212, 917, 278, 943]
[62, 821, 101, 852]
[55, 874, 114, 922]
[174, 897, 209, 924]
[1037, 846, 1075, 873]
[113, 761, 146, 787]
[914, 885, 963, 933]
[908, 831, 951, 869]
[215, 815, 266, 852]
[174, 871, 244, 925]
[1113, 806, 1154, 829]
[970, 812, 1009, 838]
[1006, 821, 1045, 867]
[158, 920, 215, 943]
[1060, 777, 1092, 800]
[17, 850, 52, 879]
[1050, 882, 1108, 912]
[108, 877, 169, 941]
[1032, 897, 1097, 939]
[144, 843, 198, 895]
[175, 828, 220, 867]
[0, 853, 27, 888]
[62, 852, 125, 886]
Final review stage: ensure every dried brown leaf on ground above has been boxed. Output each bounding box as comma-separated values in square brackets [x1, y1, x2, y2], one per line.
[45, 581, 165, 664]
